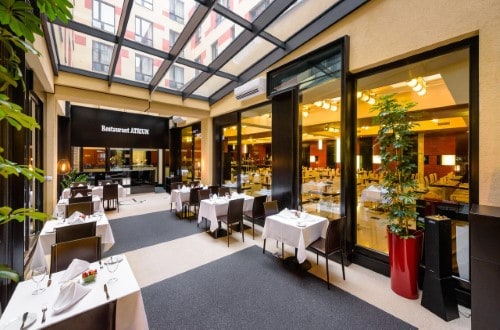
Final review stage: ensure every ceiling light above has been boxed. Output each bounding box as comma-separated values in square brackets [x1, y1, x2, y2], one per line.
[329, 104, 338, 111]
[318, 139, 323, 150]
[407, 77, 427, 96]
[302, 110, 309, 117]
[314, 101, 323, 107]
[322, 102, 330, 110]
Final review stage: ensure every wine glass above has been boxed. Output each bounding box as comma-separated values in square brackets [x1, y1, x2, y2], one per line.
[225, 192, 230, 199]
[31, 266, 47, 295]
[104, 256, 121, 284]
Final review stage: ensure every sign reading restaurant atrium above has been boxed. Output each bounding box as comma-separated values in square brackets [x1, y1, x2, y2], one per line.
[101, 125, 150, 135]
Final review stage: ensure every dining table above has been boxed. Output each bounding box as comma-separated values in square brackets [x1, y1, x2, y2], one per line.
[0, 255, 149, 329]
[61, 185, 126, 200]
[170, 187, 191, 212]
[54, 195, 104, 218]
[262, 210, 328, 264]
[30, 213, 115, 270]
[197, 193, 254, 233]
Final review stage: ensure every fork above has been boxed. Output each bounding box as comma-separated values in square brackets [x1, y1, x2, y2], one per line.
[41, 305, 47, 323]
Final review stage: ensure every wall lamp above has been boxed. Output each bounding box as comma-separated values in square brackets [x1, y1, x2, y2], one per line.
[407, 77, 427, 96]
[57, 158, 71, 175]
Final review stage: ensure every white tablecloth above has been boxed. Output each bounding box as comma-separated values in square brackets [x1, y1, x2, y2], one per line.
[54, 196, 104, 218]
[302, 181, 331, 193]
[197, 194, 254, 232]
[170, 188, 191, 212]
[0, 256, 148, 330]
[360, 185, 387, 203]
[262, 211, 328, 263]
[30, 215, 115, 270]
[61, 185, 126, 199]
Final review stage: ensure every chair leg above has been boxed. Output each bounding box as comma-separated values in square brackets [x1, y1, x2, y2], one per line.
[252, 220, 255, 240]
[282, 243, 284, 259]
[326, 256, 330, 290]
[227, 223, 230, 247]
[241, 220, 244, 243]
[340, 252, 346, 280]
[316, 252, 319, 265]
[263, 239, 266, 254]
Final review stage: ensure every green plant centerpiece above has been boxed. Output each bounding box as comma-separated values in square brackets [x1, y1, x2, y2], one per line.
[61, 169, 88, 190]
[0, 0, 73, 282]
[371, 93, 424, 299]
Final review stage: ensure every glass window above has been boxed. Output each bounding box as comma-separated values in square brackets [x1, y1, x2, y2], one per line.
[135, 0, 152, 10]
[170, 0, 184, 24]
[92, 41, 113, 73]
[92, 0, 114, 33]
[135, 54, 153, 82]
[249, 0, 272, 21]
[169, 65, 184, 89]
[211, 42, 218, 61]
[169, 30, 179, 51]
[110, 148, 131, 171]
[135, 17, 153, 47]
[82, 147, 106, 172]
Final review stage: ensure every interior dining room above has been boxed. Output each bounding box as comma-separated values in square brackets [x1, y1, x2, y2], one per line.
[1, 0, 499, 329]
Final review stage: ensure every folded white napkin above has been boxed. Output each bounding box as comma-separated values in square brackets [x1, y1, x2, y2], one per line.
[59, 258, 90, 283]
[231, 192, 238, 197]
[53, 281, 91, 314]
[67, 211, 86, 224]
[279, 208, 291, 217]
[74, 193, 83, 198]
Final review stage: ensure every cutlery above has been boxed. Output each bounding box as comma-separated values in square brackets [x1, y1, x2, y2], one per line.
[47, 272, 52, 287]
[99, 259, 103, 269]
[41, 305, 47, 323]
[20, 311, 28, 329]
[104, 284, 110, 300]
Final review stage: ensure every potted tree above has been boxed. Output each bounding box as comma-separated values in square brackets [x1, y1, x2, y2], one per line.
[371, 94, 424, 299]
[0, 0, 72, 282]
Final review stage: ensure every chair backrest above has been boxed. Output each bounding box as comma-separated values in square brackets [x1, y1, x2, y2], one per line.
[70, 182, 88, 188]
[189, 187, 201, 204]
[218, 186, 230, 196]
[45, 300, 116, 330]
[208, 185, 219, 195]
[55, 221, 97, 243]
[263, 200, 279, 217]
[50, 236, 102, 274]
[67, 201, 93, 216]
[198, 189, 210, 201]
[69, 195, 92, 204]
[251, 195, 267, 219]
[226, 198, 244, 224]
[324, 216, 346, 254]
[103, 183, 119, 200]
[70, 188, 92, 199]
[98, 179, 113, 186]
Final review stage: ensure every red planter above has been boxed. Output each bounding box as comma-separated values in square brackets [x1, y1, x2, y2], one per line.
[388, 228, 424, 299]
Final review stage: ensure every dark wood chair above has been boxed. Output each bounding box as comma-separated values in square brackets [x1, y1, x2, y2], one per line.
[182, 187, 201, 219]
[68, 195, 92, 204]
[169, 182, 183, 212]
[44, 300, 116, 330]
[207, 185, 219, 196]
[97, 179, 113, 186]
[66, 201, 93, 216]
[218, 186, 230, 197]
[309, 216, 346, 289]
[70, 182, 88, 189]
[55, 221, 97, 243]
[70, 188, 92, 198]
[243, 194, 267, 239]
[50, 236, 102, 274]
[262, 200, 283, 256]
[217, 198, 245, 247]
[102, 183, 119, 212]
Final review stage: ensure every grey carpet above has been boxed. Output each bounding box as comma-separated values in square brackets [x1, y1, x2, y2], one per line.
[142, 246, 416, 330]
[104, 211, 205, 256]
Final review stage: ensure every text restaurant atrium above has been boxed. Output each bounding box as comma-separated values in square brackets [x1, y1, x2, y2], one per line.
[1, 0, 499, 327]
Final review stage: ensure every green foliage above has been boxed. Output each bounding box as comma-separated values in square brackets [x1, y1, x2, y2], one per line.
[371, 94, 419, 238]
[0, 0, 73, 282]
[60, 169, 88, 190]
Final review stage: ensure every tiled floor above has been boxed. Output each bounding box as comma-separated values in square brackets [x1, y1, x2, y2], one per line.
[107, 192, 472, 329]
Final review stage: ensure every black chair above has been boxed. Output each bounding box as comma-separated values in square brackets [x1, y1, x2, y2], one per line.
[102, 183, 119, 212]
[182, 187, 200, 219]
[55, 221, 97, 243]
[243, 195, 267, 239]
[68, 195, 92, 204]
[70, 182, 88, 189]
[50, 236, 102, 274]
[218, 186, 230, 197]
[262, 200, 283, 256]
[70, 188, 92, 198]
[208, 185, 219, 196]
[45, 300, 116, 330]
[169, 182, 183, 212]
[217, 198, 244, 247]
[66, 201, 93, 216]
[309, 216, 346, 289]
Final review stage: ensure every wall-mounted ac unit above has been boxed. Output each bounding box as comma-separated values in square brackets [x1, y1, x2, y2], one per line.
[234, 77, 266, 100]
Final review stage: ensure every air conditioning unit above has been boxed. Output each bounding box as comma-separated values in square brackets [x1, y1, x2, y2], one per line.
[234, 77, 266, 101]
[171, 116, 186, 127]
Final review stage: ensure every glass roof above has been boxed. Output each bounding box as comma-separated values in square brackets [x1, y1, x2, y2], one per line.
[45, 0, 360, 105]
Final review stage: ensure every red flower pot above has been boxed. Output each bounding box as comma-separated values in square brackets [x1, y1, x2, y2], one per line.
[388, 228, 424, 299]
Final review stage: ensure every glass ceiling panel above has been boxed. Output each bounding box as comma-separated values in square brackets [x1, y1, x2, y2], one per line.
[115, 46, 162, 84]
[71, 0, 124, 34]
[266, 0, 340, 41]
[217, 0, 276, 23]
[159, 61, 201, 91]
[193, 75, 231, 98]
[180, 11, 244, 66]
[124, 0, 199, 51]
[220, 36, 275, 76]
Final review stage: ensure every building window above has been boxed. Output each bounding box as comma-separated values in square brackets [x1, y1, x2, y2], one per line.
[249, 0, 271, 21]
[170, 0, 184, 24]
[92, 41, 113, 73]
[169, 30, 179, 50]
[169, 65, 184, 89]
[194, 56, 201, 76]
[218, 0, 229, 6]
[135, 55, 153, 83]
[135, 16, 153, 47]
[194, 27, 201, 45]
[215, 13, 223, 26]
[135, 0, 152, 10]
[92, 0, 114, 33]
[211, 42, 218, 61]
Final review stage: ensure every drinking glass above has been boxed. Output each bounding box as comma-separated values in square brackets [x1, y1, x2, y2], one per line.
[31, 266, 47, 295]
[104, 256, 121, 284]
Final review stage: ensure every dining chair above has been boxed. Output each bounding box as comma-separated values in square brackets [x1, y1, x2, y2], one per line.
[309, 216, 346, 289]
[68, 195, 93, 204]
[217, 186, 230, 197]
[207, 185, 219, 196]
[66, 201, 93, 217]
[262, 200, 283, 256]
[70, 182, 88, 189]
[50, 236, 102, 274]
[243, 194, 267, 239]
[217, 198, 245, 247]
[102, 183, 119, 212]
[45, 300, 116, 330]
[55, 221, 97, 244]
[183, 187, 201, 219]
[70, 188, 92, 198]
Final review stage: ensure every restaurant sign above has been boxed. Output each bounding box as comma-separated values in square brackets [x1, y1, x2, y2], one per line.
[70, 106, 169, 148]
